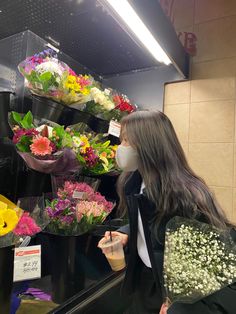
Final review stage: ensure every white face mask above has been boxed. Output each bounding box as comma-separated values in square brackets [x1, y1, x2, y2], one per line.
[116, 145, 138, 172]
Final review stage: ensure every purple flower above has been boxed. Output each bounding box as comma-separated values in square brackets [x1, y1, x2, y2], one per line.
[46, 198, 76, 226]
[60, 215, 74, 224]
[53, 199, 71, 216]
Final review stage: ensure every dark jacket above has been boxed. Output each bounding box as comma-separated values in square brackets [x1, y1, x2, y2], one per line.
[119, 171, 236, 314]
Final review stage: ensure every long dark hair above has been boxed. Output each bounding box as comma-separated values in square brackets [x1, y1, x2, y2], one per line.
[117, 110, 232, 229]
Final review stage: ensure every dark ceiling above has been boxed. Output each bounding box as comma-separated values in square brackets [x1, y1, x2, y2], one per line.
[0, 0, 160, 75]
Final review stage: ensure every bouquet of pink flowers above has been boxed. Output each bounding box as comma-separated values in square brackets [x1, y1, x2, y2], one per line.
[45, 181, 114, 236]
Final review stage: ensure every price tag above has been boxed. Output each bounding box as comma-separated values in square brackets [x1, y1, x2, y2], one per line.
[13, 245, 41, 282]
[108, 120, 121, 138]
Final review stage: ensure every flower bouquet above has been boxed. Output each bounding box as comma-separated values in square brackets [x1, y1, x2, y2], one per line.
[0, 194, 46, 246]
[10, 111, 80, 174]
[162, 217, 236, 310]
[18, 49, 93, 105]
[84, 88, 136, 122]
[84, 87, 115, 117]
[0, 194, 47, 313]
[102, 94, 136, 121]
[67, 128, 118, 175]
[57, 121, 118, 175]
[45, 181, 114, 236]
[44, 181, 114, 303]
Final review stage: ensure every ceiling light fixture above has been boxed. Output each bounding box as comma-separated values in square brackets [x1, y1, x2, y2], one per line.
[104, 0, 172, 65]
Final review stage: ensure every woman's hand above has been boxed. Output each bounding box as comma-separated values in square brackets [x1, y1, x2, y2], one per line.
[98, 231, 128, 247]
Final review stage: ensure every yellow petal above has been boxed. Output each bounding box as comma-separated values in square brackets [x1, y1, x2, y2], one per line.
[0, 209, 19, 236]
[0, 201, 7, 211]
[0, 214, 4, 228]
[100, 156, 109, 166]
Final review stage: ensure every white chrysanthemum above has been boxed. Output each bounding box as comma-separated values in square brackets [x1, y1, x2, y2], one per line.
[36, 59, 63, 76]
[72, 136, 82, 148]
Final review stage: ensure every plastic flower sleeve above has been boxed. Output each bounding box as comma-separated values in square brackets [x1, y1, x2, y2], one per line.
[18, 148, 80, 174]
[0, 195, 48, 248]
[17, 196, 50, 231]
[18, 50, 94, 105]
[9, 112, 82, 174]
[163, 216, 236, 305]
[44, 181, 114, 236]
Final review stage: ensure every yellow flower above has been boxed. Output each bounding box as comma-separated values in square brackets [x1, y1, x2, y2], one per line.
[81, 88, 90, 95]
[100, 155, 109, 166]
[80, 135, 90, 153]
[0, 208, 19, 236]
[0, 201, 7, 211]
[73, 83, 82, 92]
[67, 75, 76, 84]
[111, 145, 118, 151]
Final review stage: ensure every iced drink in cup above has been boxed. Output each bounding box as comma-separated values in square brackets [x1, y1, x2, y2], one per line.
[98, 236, 126, 271]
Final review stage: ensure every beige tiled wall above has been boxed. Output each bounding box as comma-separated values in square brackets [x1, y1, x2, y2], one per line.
[163, 0, 236, 221]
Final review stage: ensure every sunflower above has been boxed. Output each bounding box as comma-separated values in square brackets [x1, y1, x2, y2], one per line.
[0, 208, 19, 236]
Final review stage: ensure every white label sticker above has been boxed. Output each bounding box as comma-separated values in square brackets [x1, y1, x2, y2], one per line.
[72, 191, 87, 200]
[108, 120, 121, 138]
[34, 82, 43, 90]
[14, 245, 41, 282]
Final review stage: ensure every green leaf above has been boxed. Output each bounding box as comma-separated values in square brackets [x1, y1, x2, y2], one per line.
[39, 71, 52, 82]
[53, 126, 65, 138]
[21, 111, 34, 129]
[11, 111, 22, 124]
[101, 141, 110, 148]
[16, 142, 30, 152]
[61, 133, 73, 148]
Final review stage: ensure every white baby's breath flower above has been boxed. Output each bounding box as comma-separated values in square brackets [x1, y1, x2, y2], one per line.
[164, 220, 236, 303]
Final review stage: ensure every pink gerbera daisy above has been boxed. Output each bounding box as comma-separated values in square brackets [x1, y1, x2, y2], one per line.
[30, 136, 53, 156]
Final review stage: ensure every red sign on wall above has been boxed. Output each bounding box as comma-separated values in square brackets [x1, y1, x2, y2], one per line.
[159, 0, 197, 56]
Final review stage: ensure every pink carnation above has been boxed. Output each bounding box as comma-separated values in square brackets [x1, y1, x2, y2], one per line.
[13, 212, 41, 236]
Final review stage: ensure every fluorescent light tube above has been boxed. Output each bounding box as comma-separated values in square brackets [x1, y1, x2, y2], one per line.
[105, 0, 172, 65]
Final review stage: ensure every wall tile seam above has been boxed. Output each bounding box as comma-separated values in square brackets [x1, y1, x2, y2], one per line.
[166, 98, 236, 106]
[191, 56, 236, 66]
[194, 13, 236, 27]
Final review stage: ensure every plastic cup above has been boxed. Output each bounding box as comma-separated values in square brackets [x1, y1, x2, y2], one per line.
[98, 236, 126, 271]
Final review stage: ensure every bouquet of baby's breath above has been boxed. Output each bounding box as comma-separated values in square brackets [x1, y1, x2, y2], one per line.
[163, 216, 236, 305]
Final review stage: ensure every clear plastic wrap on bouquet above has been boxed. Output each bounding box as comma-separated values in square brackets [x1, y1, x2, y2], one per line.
[18, 49, 94, 106]
[44, 180, 114, 236]
[164, 216, 236, 305]
[0, 194, 49, 248]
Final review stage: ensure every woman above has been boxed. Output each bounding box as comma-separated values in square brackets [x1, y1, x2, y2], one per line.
[99, 110, 236, 314]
